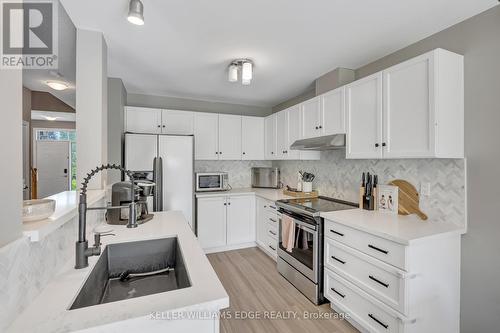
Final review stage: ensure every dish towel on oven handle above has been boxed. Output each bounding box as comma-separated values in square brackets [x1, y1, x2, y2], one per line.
[281, 215, 295, 253]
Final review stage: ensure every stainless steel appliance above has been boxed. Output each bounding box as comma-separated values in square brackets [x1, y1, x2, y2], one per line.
[290, 134, 345, 151]
[195, 172, 229, 192]
[108, 181, 154, 225]
[276, 196, 357, 304]
[124, 133, 194, 230]
[251, 167, 280, 188]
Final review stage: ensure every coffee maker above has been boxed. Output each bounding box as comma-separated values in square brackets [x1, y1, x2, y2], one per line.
[108, 181, 154, 225]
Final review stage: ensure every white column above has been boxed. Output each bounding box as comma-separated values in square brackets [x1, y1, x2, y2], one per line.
[76, 29, 108, 190]
[0, 69, 23, 246]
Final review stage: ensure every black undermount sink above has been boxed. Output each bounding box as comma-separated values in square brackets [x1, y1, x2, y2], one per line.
[70, 237, 191, 310]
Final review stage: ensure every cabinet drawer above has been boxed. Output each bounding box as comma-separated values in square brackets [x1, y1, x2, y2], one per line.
[267, 221, 278, 240]
[265, 234, 278, 254]
[325, 220, 407, 270]
[325, 238, 408, 314]
[266, 211, 279, 225]
[265, 202, 278, 214]
[325, 269, 405, 333]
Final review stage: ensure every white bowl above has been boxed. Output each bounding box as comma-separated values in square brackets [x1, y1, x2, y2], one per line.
[22, 199, 56, 222]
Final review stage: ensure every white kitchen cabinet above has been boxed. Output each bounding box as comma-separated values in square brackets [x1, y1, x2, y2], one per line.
[276, 110, 288, 159]
[226, 195, 256, 245]
[197, 194, 256, 252]
[382, 49, 464, 158]
[301, 96, 322, 139]
[256, 197, 268, 247]
[161, 110, 194, 135]
[345, 72, 384, 159]
[125, 106, 162, 134]
[194, 112, 219, 160]
[321, 87, 345, 135]
[196, 196, 226, 249]
[241, 116, 265, 160]
[124, 133, 157, 171]
[286, 105, 302, 160]
[264, 114, 277, 160]
[256, 197, 279, 260]
[218, 114, 242, 160]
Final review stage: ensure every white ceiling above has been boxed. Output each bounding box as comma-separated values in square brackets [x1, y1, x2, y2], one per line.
[60, 0, 497, 107]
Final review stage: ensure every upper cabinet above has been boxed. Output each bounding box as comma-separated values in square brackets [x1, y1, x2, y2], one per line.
[264, 114, 277, 160]
[346, 48, 464, 159]
[242, 116, 265, 160]
[125, 107, 194, 135]
[321, 87, 345, 135]
[218, 114, 242, 160]
[194, 112, 219, 160]
[125, 107, 162, 134]
[345, 73, 383, 159]
[301, 97, 322, 139]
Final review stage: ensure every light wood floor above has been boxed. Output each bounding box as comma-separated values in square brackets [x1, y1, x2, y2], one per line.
[208, 247, 358, 333]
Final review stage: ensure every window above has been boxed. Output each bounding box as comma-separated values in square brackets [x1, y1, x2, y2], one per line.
[35, 129, 77, 190]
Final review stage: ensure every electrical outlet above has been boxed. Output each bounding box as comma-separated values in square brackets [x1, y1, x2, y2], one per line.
[420, 182, 431, 196]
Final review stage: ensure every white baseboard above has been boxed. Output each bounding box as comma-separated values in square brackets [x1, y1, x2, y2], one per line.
[204, 242, 257, 254]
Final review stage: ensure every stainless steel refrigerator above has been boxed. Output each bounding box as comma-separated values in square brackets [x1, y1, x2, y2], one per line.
[124, 133, 194, 230]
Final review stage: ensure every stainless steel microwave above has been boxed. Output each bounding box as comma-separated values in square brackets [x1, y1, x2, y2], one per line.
[196, 172, 229, 192]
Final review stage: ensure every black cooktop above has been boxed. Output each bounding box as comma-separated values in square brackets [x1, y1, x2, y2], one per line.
[277, 196, 357, 215]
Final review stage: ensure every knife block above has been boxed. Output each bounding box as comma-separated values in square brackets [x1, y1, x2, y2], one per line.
[363, 195, 375, 210]
[359, 186, 365, 208]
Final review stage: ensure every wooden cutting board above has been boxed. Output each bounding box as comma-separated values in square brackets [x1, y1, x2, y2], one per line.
[388, 179, 428, 221]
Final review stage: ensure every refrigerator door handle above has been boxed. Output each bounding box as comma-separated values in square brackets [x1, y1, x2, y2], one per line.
[153, 156, 163, 212]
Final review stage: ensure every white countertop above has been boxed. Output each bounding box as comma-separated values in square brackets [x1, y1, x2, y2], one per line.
[195, 187, 308, 201]
[23, 190, 106, 242]
[321, 209, 465, 245]
[8, 211, 229, 333]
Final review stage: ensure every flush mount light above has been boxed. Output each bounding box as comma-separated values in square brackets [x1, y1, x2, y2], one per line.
[228, 59, 254, 85]
[45, 80, 68, 91]
[128, 0, 144, 25]
[44, 116, 59, 121]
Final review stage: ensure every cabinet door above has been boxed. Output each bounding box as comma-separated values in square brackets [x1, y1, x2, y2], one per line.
[264, 114, 277, 160]
[301, 97, 321, 139]
[321, 87, 346, 135]
[218, 114, 242, 160]
[241, 116, 265, 160]
[125, 106, 162, 134]
[194, 113, 218, 160]
[226, 195, 256, 245]
[124, 134, 158, 172]
[197, 197, 226, 249]
[287, 105, 302, 160]
[383, 53, 435, 158]
[276, 110, 288, 159]
[345, 73, 383, 159]
[256, 197, 268, 246]
[161, 110, 194, 135]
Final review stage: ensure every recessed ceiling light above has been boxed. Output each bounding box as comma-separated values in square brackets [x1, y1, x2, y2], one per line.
[46, 81, 69, 91]
[128, 0, 144, 25]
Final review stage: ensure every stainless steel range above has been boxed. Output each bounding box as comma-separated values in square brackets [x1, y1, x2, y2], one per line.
[276, 196, 357, 305]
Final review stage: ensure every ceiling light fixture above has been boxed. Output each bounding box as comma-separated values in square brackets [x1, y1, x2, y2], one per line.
[45, 80, 69, 91]
[127, 0, 144, 25]
[228, 59, 254, 85]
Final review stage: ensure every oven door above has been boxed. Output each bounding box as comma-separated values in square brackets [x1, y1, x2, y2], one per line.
[196, 173, 223, 191]
[278, 210, 319, 283]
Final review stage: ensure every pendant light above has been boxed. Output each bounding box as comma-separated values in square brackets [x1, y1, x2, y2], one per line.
[128, 0, 144, 25]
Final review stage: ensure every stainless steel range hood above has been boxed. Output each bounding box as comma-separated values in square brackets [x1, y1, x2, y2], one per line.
[290, 134, 345, 151]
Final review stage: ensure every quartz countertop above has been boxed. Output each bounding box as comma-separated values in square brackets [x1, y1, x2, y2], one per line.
[22, 190, 106, 242]
[321, 209, 465, 245]
[8, 211, 229, 333]
[195, 187, 310, 201]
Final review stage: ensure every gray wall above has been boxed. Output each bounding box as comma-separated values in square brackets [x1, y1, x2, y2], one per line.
[107, 78, 127, 184]
[272, 88, 315, 113]
[355, 6, 500, 332]
[127, 93, 272, 117]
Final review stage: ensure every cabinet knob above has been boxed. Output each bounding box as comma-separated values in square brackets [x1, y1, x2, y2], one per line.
[157, 125, 161, 128]
[382, 143, 386, 147]
[219, 151, 222, 154]
[375, 143, 379, 147]
[319, 125, 322, 129]
[315, 126, 319, 130]
[243, 152, 246, 155]
[271, 152, 274, 154]
[162, 125, 166, 128]
[228, 202, 231, 205]
[224, 203, 227, 206]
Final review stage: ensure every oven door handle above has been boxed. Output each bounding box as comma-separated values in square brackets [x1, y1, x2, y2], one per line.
[281, 215, 317, 232]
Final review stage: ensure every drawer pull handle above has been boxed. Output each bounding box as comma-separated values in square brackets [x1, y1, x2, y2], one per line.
[330, 229, 344, 237]
[368, 313, 389, 329]
[269, 218, 277, 223]
[269, 205, 277, 210]
[269, 245, 276, 251]
[330, 288, 345, 298]
[269, 230, 277, 236]
[369, 275, 389, 288]
[331, 256, 346, 265]
[368, 244, 389, 254]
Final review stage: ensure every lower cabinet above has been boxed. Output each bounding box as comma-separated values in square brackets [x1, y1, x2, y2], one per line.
[256, 197, 279, 259]
[197, 194, 255, 252]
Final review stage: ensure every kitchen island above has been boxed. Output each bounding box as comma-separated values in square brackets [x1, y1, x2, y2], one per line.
[7, 211, 229, 333]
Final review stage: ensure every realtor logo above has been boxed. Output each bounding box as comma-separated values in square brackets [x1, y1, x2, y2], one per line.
[1, 0, 58, 69]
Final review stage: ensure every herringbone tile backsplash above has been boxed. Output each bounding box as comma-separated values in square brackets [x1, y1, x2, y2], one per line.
[273, 150, 466, 226]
